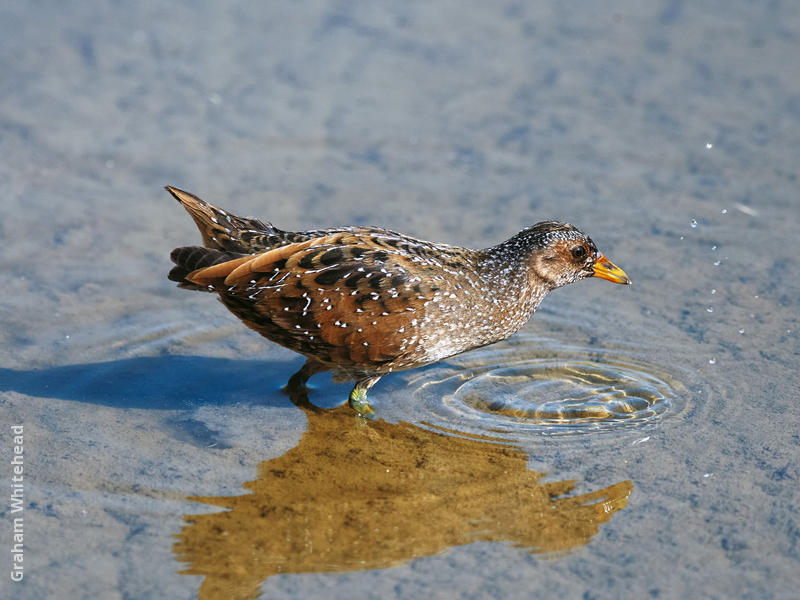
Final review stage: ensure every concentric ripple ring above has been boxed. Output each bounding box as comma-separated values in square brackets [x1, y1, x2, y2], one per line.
[405, 335, 686, 442]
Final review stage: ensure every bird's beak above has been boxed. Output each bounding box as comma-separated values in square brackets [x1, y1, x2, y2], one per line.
[592, 254, 631, 285]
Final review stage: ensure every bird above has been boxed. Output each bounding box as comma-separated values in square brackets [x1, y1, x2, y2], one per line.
[166, 186, 630, 415]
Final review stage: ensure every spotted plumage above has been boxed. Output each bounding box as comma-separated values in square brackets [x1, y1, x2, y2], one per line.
[167, 186, 630, 414]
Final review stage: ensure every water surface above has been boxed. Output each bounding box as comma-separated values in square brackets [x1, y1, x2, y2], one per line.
[1, 1, 798, 599]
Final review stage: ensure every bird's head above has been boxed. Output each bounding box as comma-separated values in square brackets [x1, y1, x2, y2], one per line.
[515, 222, 631, 290]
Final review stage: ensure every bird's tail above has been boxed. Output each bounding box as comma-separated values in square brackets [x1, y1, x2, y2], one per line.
[168, 246, 249, 291]
[165, 186, 279, 253]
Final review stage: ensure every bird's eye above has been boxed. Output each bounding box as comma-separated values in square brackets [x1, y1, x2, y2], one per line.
[571, 245, 587, 259]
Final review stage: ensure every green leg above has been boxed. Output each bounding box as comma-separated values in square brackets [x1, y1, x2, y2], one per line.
[348, 376, 382, 416]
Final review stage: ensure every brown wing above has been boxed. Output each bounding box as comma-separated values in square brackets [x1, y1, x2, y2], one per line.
[186, 232, 441, 368]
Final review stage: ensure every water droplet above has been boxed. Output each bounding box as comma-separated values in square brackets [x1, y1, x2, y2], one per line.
[706, 306, 713, 313]
[738, 328, 745, 334]
[690, 219, 698, 228]
[711, 289, 716, 295]
[706, 142, 713, 149]
[680, 236, 684, 240]
[720, 208, 728, 214]
[713, 260, 721, 266]
[708, 358, 716, 365]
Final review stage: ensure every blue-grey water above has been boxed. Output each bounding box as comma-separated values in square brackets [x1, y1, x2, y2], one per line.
[1, 2, 799, 599]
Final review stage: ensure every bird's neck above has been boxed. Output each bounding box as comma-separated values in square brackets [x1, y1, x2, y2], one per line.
[474, 245, 549, 329]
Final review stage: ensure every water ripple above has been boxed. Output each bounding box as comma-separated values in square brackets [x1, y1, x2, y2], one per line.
[402, 334, 688, 443]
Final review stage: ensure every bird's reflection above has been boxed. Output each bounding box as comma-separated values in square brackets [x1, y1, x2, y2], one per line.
[174, 389, 632, 600]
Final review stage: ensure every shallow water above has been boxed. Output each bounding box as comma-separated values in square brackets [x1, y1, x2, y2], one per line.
[405, 333, 683, 439]
[1, 1, 799, 599]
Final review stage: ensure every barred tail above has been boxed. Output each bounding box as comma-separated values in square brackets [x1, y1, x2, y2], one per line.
[165, 186, 277, 253]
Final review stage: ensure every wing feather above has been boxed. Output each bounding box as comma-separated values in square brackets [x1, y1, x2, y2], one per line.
[185, 232, 443, 368]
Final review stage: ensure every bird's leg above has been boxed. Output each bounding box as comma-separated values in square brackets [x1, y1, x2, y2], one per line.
[348, 376, 382, 416]
[285, 359, 329, 413]
[286, 359, 328, 391]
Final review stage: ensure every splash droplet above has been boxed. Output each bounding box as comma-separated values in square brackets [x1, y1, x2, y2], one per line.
[721, 208, 728, 214]
[690, 219, 698, 228]
[713, 260, 721, 266]
[738, 328, 745, 334]
[711, 245, 717, 251]
[711, 289, 716, 295]
[708, 358, 716, 365]
[706, 306, 713, 313]
[705, 142, 713, 149]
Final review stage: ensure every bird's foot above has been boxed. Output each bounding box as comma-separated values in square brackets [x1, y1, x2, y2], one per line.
[348, 388, 374, 417]
[284, 372, 308, 393]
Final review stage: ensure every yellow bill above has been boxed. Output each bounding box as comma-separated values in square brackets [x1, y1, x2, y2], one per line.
[592, 254, 631, 285]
